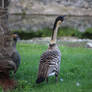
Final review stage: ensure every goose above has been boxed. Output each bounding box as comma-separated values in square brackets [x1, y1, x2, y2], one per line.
[36, 16, 65, 83]
[11, 33, 21, 73]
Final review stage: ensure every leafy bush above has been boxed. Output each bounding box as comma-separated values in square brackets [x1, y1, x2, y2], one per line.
[58, 27, 79, 37]
[12, 27, 92, 39]
[12, 28, 51, 40]
[81, 28, 92, 39]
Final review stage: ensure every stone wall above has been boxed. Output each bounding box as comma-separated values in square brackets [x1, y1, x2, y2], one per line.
[8, 0, 92, 32]
[8, 15, 92, 32]
[8, 0, 92, 16]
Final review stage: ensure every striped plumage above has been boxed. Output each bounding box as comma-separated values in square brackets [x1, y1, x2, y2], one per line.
[36, 44, 61, 83]
[36, 16, 65, 83]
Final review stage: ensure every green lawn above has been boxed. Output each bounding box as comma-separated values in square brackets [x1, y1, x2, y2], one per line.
[2, 43, 92, 92]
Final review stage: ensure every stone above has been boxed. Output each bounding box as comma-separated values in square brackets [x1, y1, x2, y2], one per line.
[8, 0, 92, 15]
[7, 0, 92, 32]
[86, 42, 92, 48]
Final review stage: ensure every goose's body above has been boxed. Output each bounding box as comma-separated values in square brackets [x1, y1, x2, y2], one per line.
[36, 44, 61, 83]
[11, 33, 21, 73]
[36, 16, 65, 83]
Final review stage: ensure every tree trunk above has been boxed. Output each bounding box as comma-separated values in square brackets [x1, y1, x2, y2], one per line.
[0, 0, 14, 67]
[0, 8, 14, 66]
[0, 1, 17, 91]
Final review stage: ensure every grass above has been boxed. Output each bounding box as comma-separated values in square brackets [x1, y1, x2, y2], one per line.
[1, 43, 92, 92]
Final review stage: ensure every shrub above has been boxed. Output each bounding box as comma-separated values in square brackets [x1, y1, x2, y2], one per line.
[81, 28, 92, 39]
[58, 27, 79, 37]
[12, 27, 92, 39]
[12, 28, 51, 40]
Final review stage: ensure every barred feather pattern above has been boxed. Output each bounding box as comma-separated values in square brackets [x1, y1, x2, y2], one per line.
[36, 44, 61, 83]
[11, 50, 21, 73]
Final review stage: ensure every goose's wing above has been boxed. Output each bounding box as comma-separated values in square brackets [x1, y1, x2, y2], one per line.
[36, 50, 61, 83]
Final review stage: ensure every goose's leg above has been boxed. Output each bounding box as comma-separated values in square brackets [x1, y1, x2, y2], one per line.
[55, 72, 58, 82]
[46, 77, 48, 83]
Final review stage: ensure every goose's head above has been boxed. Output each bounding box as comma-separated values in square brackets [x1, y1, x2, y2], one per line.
[53, 15, 65, 30]
[12, 32, 20, 42]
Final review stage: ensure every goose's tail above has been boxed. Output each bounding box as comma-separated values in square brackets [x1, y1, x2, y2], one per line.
[36, 63, 49, 84]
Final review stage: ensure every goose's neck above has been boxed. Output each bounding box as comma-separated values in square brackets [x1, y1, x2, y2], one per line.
[50, 25, 59, 44]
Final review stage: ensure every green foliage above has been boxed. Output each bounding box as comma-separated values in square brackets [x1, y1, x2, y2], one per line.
[12, 27, 92, 39]
[81, 28, 92, 39]
[58, 27, 81, 37]
[12, 28, 51, 40]
[86, 28, 92, 34]
[58, 27, 75, 36]
[0, 87, 2, 92]
[9, 43, 92, 92]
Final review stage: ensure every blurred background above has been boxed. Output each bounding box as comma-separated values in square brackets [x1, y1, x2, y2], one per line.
[7, 0, 92, 48]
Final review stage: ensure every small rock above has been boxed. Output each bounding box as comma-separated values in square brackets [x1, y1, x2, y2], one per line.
[60, 78, 64, 82]
[76, 82, 80, 87]
[86, 42, 92, 48]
